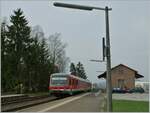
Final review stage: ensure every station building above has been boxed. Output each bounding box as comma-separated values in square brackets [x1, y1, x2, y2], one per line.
[98, 64, 144, 89]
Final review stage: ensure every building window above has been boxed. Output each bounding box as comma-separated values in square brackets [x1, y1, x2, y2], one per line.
[118, 79, 125, 89]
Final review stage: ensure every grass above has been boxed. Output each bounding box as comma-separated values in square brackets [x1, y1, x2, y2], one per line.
[112, 99, 149, 112]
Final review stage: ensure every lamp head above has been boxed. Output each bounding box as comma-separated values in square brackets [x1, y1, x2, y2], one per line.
[53, 2, 93, 11]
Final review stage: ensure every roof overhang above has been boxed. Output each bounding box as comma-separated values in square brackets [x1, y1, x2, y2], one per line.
[98, 72, 106, 79]
[135, 73, 144, 78]
[97, 72, 144, 79]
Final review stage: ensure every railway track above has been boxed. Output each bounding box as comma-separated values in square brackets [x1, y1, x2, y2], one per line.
[1, 94, 60, 112]
[2, 94, 50, 105]
[1, 93, 83, 112]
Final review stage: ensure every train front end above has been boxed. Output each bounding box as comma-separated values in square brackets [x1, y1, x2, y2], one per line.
[49, 73, 71, 96]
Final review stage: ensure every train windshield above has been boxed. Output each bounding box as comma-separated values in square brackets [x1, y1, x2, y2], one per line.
[51, 76, 67, 86]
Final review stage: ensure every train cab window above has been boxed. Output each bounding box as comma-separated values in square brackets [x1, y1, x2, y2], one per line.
[51, 77, 67, 86]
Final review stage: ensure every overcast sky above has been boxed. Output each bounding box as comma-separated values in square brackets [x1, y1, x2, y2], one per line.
[1, 0, 150, 84]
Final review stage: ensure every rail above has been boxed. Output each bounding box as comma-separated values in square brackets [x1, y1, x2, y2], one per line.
[1, 94, 59, 111]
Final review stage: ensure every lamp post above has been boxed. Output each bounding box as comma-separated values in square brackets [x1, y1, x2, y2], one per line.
[53, 2, 112, 111]
[90, 59, 104, 62]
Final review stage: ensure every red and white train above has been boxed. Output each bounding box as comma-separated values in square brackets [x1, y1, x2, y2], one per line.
[49, 73, 91, 96]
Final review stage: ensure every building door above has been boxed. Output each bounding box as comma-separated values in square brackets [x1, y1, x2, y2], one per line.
[118, 79, 124, 89]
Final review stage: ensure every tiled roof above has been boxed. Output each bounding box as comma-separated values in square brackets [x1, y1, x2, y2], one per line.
[98, 64, 144, 79]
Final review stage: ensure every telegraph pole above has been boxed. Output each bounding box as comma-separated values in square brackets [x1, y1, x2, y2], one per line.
[53, 2, 112, 111]
[105, 6, 112, 112]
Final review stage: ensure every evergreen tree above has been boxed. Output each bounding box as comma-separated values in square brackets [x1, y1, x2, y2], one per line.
[80, 65, 87, 79]
[28, 28, 52, 92]
[1, 9, 70, 93]
[70, 62, 76, 75]
[76, 62, 87, 79]
[26, 32, 51, 92]
[22, 35, 40, 92]
[76, 62, 82, 78]
[38, 38, 51, 91]
[6, 8, 32, 92]
[1, 18, 11, 92]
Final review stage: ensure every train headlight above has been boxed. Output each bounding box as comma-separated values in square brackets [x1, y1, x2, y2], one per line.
[59, 89, 65, 91]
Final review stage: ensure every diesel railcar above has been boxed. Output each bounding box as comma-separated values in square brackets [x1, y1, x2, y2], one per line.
[49, 73, 91, 96]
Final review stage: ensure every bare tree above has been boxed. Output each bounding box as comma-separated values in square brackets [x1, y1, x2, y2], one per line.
[58, 51, 70, 72]
[48, 33, 69, 73]
[31, 25, 44, 42]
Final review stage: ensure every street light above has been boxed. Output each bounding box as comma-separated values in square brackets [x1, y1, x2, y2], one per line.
[90, 59, 104, 62]
[53, 2, 112, 112]
[53, 2, 112, 11]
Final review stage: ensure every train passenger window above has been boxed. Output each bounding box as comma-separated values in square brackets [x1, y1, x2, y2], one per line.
[75, 80, 77, 85]
[76, 80, 78, 85]
[74, 80, 76, 85]
[69, 79, 72, 85]
[72, 79, 75, 85]
[73, 79, 76, 85]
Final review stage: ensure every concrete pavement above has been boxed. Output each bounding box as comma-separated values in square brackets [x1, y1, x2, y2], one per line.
[16, 91, 106, 112]
[47, 91, 106, 112]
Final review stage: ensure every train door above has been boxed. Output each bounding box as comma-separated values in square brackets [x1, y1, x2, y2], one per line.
[69, 78, 72, 88]
[69, 77, 73, 95]
[72, 79, 75, 89]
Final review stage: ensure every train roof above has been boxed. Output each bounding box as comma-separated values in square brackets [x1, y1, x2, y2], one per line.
[51, 73, 69, 76]
[51, 73, 91, 83]
[70, 75, 91, 83]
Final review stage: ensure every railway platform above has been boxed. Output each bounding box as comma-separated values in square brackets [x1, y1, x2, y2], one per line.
[16, 91, 106, 112]
[1, 94, 28, 106]
[1, 94, 26, 98]
[47, 91, 106, 112]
